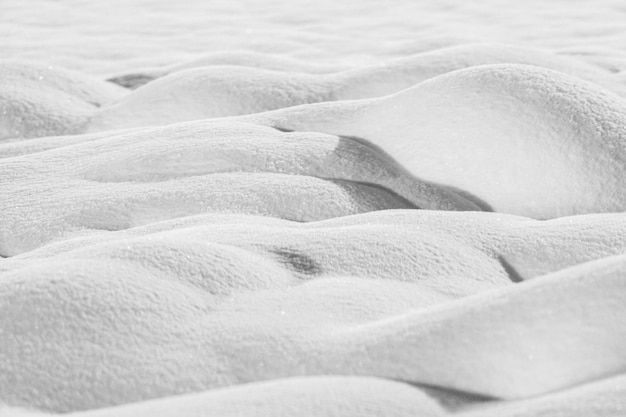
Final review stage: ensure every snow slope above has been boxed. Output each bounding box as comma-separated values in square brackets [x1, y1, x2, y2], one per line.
[2, 0, 626, 416]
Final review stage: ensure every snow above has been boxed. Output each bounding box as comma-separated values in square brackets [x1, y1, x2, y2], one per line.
[0, 377, 447, 417]
[0, 61, 125, 139]
[2, 0, 626, 415]
[250, 64, 626, 218]
[89, 44, 626, 130]
[460, 374, 626, 417]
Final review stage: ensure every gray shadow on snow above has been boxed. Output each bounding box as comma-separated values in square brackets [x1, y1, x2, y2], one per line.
[270, 247, 322, 277]
[273, 126, 493, 212]
[107, 73, 157, 89]
[397, 380, 497, 412]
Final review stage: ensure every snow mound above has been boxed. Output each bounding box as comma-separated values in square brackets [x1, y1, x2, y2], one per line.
[0, 171, 416, 256]
[4, 1, 626, 415]
[83, 62, 626, 219]
[0, 61, 125, 139]
[90, 44, 624, 131]
[7, 208, 626, 290]
[107, 51, 341, 89]
[1, 378, 445, 417]
[254, 63, 626, 218]
[459, 374, 626, 417]
[1, 120, 490, 255]
[334, 43, 626, 100]
[2, 218, 625, 410]
[89, 67, 336, 130]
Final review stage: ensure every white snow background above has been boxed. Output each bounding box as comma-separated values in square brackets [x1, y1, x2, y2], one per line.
[1, 0, 626, 415]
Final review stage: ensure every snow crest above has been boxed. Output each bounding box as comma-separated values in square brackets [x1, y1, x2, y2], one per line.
[2, 0, 626, 415]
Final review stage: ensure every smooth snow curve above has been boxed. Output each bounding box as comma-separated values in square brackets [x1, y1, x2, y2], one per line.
[2, 0, 626, 416]
[0, 61, 125, 139]
[87, 63, 626, 218]
[251, 64, 626, 218]
[89, 44, 626, 130]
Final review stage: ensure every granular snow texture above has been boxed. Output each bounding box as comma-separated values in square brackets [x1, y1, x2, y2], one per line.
[2, 1, 626, 416]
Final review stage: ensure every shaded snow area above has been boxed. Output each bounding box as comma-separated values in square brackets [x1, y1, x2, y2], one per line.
[2, 0, 626, 416]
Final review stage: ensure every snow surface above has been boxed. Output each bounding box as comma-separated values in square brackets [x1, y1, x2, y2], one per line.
[2, 0, 626, 416]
